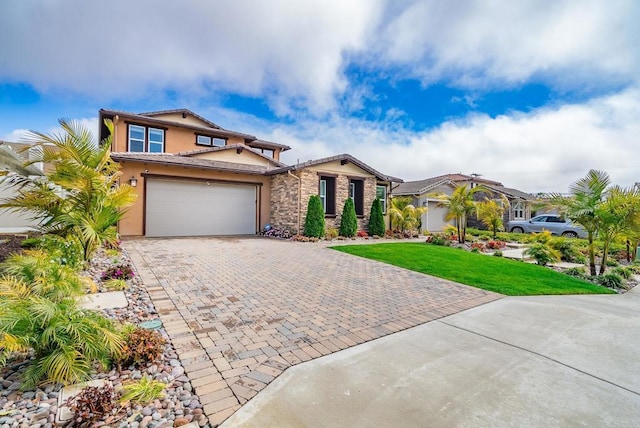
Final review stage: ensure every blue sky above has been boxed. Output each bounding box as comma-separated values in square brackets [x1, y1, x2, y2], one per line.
[1, 0, 639, 192]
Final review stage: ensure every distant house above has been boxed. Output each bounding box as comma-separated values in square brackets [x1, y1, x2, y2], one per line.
[392, 173, 536, 233]
[0, 141, 48, 233]
[100, 108, 401, 237]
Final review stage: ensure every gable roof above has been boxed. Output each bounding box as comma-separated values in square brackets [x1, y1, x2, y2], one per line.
[110, 152, 270, 175]
[431, 173, 503, 186]
[137, 109, 221, 129]
[176, 144, 287, 167]
[266, 153, 403, 183]
[99, 109, 257, 141]
[393, 177, 453, 195]
[483, 184, 535, 201]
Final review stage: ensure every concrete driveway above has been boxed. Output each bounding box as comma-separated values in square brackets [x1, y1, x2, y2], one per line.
[223, 286, 640, 427]
[124, 237, 500, 426]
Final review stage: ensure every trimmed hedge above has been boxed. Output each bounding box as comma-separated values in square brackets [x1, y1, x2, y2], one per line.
[368, 198, 385, 237]
[304, 195, 325, 237]
[339, 198, 358, 237]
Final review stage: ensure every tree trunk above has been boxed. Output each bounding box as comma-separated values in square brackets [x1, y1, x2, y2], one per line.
[599, 240, 610, 275]
[588, 232, 596, 276]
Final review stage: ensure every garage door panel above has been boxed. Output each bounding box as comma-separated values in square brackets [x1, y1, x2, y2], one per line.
[146, 179, 257, 237]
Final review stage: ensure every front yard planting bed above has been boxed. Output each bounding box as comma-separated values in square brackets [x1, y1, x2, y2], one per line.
[332, 243, 615, 296]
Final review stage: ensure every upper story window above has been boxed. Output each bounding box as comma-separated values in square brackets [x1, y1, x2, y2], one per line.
[128, 124, 164, 153]
[196, 134, 226, 147]
[376, 185, 387, 214]
[255, 148, 275, 159]
[319, 176, 336, 215]
[349, 179, 364, 216]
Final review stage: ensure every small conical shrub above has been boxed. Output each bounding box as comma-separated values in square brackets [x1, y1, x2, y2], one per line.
[339, 198, 358, 237]
[368, 198, 385, 237]
[304, 195, 325, 237]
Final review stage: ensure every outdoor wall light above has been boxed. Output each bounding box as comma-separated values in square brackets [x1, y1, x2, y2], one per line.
[129, 176, 138, 187]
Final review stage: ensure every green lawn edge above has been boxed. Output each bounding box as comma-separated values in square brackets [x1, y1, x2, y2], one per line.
[331, 243, 615, 296]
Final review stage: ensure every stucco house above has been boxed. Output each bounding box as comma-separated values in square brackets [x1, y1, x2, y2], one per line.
[392, 173, 536, 233]
[100, 109, 400, 237]
[0, 141, 50, 233]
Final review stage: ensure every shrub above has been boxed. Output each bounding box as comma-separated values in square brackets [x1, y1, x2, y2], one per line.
[525, 243, 560, 266]
[479, 235, 491, 241]
[611, 266, 633, 280]
[101, 264, 135, 281]
[119, 376, 165, 405]
[428, 234, 447, 246]
[37, 235, 84, 270]
[527, 230, 553, 244]
[550, 238, 585, 263]
[594, 272, 623, 289]
[565, 267, 587, 277]
[368, 198, 386, 237]
[304, 195, 325, 238]
[493, 250, 503, 257]
[443, 224, 458, 237]
[117, 326, 166, 368]
[486, 240, 506, 250]
[357, 230, 369, 238]
[325, 228, 338, 240]
[339, 198, 358, 238]
[470, 242, 485, 252]
[606, 258, 620, 267]
[67, 384, 118, 425]
[104, 278, 128, 291]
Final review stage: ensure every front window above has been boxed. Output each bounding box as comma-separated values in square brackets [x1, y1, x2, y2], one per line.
[319, 176, 336, 215]
[257, 148, 275, 158]
[128, 124, 165, 153]
[513, 202, 525, 220]
[349, 179, 364, 216]
[128, 125, 145, 152]
[196, 135, 226, 147]
[376, 185, 387, 214]
[148, 128, 164, 153]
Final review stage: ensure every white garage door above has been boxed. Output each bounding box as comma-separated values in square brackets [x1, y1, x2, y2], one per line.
[422, 202, 451, 233]
[145, 179, 257, 237]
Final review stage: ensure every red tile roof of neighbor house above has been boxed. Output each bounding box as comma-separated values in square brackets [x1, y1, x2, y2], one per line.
[266, 153, 403, 183]
[99, 109, 292, 152]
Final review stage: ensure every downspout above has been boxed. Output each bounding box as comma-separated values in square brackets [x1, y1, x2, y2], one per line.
[288, 170, 302, 234]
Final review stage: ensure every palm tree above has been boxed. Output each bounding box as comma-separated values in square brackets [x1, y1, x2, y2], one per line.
[431, 185, 484, 243]
[388, 196, 426, 235]
[548, 170, 610, 276]
[476, 196, 509, 239]
[595, 185, 640, 274]
[0, 119, 136, 261]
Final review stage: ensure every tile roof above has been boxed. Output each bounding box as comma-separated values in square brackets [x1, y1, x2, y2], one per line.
[99, 109, 257, 140]
[266, 153, 403, 183]
[393, 177, 452, 195]
[484, 184, 536, 201]
[110, 152, 270, 175]
[246, 139, 291, 152]
[137, 109, 221, 129]
[176, 144, 287, 167]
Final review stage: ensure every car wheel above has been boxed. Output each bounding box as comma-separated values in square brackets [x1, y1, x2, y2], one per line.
[562, 231, 578, 238]
[511, 227, 524, 233]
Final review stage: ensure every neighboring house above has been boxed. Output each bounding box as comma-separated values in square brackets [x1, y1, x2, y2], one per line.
[0, 141, 48, 233]
[392, 173, 536, 233]
[100, 109, 400, 237]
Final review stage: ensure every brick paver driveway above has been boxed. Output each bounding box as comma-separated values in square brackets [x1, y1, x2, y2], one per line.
[124, 237, 501, 426]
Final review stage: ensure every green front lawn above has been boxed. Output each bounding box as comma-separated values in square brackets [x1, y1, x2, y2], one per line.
[332, 243, 615, 296]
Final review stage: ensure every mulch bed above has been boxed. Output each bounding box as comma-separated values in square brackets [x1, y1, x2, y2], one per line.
[0, 234, 31, 263]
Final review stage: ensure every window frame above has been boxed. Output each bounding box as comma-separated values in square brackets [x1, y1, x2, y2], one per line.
[376, 185, 387, 214]
[195, 134, 227, 147]
[319, 175, 336, 216]
[127, 124, 165, 153]
[513, 201, 525, 220]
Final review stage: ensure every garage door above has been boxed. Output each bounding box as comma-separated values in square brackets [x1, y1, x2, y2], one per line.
[145, 179, 257, 237]
[422, 202, 451, 233]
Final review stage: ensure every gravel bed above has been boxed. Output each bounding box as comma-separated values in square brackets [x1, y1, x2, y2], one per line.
[0, 249, 210, 428]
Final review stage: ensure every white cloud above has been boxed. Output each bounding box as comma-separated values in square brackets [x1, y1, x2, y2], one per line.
[0, 0, 383, 114]
[2, 118, 99, 146]
[257, 87, 640, 193]
[378, 0, 640, 89]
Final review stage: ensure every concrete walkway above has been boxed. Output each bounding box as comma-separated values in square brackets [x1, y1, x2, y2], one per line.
[124, 237, 500, 426]
[223, 287, 640, 427]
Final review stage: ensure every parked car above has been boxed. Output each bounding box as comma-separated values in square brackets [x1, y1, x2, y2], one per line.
[507, 215, 587, 238]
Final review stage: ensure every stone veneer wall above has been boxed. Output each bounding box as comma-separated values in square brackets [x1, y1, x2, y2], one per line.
[270, 170, 378, 235]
